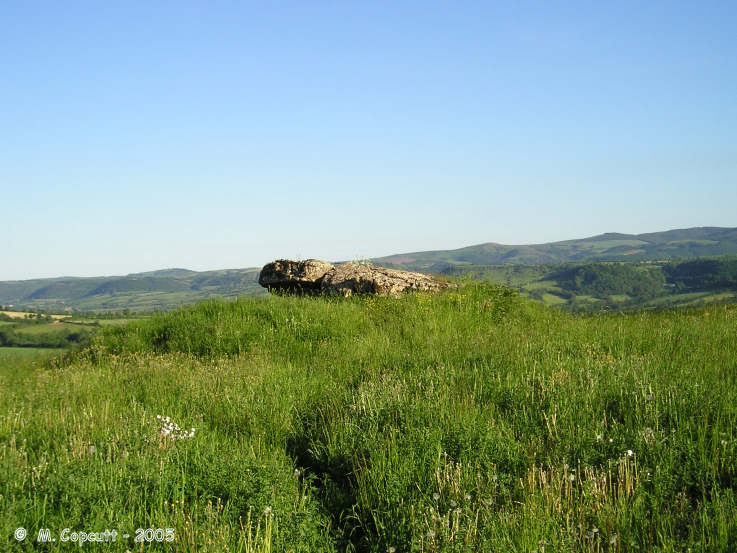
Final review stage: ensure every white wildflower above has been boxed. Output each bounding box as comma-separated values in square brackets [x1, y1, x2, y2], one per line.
[156, 415, 196, 441]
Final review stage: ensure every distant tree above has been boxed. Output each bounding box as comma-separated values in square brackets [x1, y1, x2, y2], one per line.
[552, 263, 666, 300]
[663, 258, 737, 291]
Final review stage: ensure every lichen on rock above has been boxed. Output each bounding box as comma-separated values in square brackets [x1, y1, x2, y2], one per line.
[258, 259, 451, 297]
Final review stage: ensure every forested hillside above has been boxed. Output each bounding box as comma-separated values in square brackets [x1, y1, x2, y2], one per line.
[441, 257, 737, 311]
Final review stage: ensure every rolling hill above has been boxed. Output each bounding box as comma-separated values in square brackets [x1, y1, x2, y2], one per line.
[1, 226, 735, 313]
[373, 226, 737, 271]
[0, 268, 264, 313]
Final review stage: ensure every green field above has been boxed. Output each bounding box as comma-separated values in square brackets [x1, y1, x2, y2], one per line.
[0, 346, 66, 360]
[539, 292, 568, 305]
[0, 318, 96, 350]
[1, 285, 736, 552]
[12, 322, 90, 336]
[88, 318, 141, 326]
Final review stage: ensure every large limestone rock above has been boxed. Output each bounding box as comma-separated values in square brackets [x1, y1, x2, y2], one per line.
[258, 259, 451, 297]
[320, 264, 447, 297]
[258, 259, 334, 294]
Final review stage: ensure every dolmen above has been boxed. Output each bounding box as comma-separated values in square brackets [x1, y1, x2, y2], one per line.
[258, 259, 451, 297]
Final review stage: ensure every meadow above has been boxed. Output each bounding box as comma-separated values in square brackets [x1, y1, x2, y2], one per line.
[0, 312, 70, 321]
[1, 284, 735, 552]
[0, 346, 66, 363]
[0, 317, 96, 350]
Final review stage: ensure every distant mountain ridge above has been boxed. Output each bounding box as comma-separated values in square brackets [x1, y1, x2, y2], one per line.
[374, 226, 737, 271]
[0, 268, 264, 313]
[1, 226, 735, 312]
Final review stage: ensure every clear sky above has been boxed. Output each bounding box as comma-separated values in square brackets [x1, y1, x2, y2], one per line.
[2, 1, 736, 280]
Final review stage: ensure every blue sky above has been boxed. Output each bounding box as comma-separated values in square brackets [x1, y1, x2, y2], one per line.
[2, 1, 736, 280]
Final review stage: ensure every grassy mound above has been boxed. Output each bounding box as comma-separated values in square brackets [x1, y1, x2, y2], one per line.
[2, 284, 736, 552]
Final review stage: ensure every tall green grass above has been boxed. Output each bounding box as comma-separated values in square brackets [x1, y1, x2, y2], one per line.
[1, 284, 736, 551]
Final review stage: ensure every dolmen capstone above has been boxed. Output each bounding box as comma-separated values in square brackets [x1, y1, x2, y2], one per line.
[258, 259, 451, 297]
